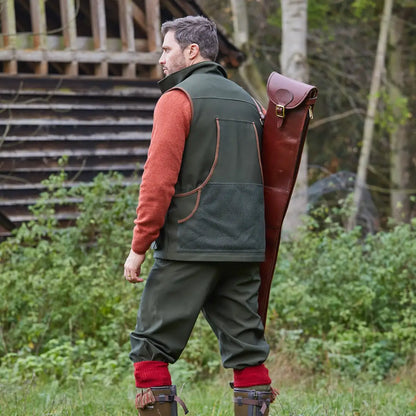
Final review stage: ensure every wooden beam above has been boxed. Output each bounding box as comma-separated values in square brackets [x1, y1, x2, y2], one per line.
[59, 0, 78, 75]
[1, 0, 17, 73]
[0, 32, 147, 52]
[131, 2, 146, 32]
[145, 0, 162, 79]
[90, 0, 108, 76]
[30, 0, 48, 74]
[117, 0, 135, 77]
[0, 49, 160, 65]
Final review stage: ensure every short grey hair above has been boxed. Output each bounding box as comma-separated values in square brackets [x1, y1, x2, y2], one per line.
[161, 16, 219, 61]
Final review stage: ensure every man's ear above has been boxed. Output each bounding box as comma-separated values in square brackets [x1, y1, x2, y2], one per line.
[188, 43, 200, 60]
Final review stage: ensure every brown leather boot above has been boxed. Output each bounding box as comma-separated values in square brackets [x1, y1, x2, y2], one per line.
[135, 385, 188, 416]
[233, 384, 277, 416]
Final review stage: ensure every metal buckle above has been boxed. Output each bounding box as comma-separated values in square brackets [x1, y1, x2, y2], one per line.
[275, 104, 285, 118]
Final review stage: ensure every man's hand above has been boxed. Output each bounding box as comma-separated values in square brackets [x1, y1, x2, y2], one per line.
[124, 249, 146, 283]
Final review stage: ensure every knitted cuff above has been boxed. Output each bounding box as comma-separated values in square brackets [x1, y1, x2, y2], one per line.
[134, 361, 172, 388]
[233, 364, 272, 388]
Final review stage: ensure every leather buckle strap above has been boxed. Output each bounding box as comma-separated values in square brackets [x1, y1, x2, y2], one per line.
[135, 388, 189, 414]
[174, 396, 189, 414]
[155, 393, 189, 414]
[233, 396, 270, 415]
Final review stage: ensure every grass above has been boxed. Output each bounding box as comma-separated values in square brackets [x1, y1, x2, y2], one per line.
[1, 368, 416, 416]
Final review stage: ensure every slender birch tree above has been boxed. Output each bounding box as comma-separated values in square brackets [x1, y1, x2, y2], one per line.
[388, 13, 410, 223]
[280, 0, 309, 235]
[347, 0, 394, 230]
[229, 0, 267, 104]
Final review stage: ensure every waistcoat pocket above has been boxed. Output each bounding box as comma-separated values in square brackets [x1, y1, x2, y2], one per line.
[176, 182, 265, 252]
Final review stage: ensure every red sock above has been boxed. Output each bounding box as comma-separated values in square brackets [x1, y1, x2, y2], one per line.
[233, 364, 272, 388]
[134, 361, 172, 388]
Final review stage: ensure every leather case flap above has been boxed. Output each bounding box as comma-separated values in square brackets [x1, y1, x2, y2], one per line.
[267, 71, 317, 109]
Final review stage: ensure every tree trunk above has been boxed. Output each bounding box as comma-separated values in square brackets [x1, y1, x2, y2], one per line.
[280, 0, 309, 236]
[388, 14, 410, 223]
[229, 0, 267, 104]
[347, 0, 394, 230]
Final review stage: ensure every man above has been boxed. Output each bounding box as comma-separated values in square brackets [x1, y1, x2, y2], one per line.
[124, 15, 276, 416]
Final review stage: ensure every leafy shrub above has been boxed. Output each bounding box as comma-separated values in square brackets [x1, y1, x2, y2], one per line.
[267, 217, 416, 380]
[1, 170, 415, 384]
[0, 171, 147, 383]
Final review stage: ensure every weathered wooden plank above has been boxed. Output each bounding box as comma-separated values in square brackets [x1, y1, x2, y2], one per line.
[1, 131, 151, 140]
[90, 0, 108, 76]
[0, 49, 160, 65]
[0, 139, 150, 153]
[145, 0, 162, 79]
[0, 32, 148, 52]
[118, 0, 136, 77]
[0, 75, 159, 92]
[0, 117, 154, 125]
[0, 147, 149, 158]
[0, 85, 160, 98]
[30, 0, 48, 74]
[0, 102, 155, 110]
[131, 1, 146, 31]
[1, 33, 148, 52]
[0, 178, 138, 191]
[0, 0, 17, 73]
[0, 161, 142, 172]
[59, 0, 78, 75]
[145, 0, 161, 51]
[0, 125, 152, 138]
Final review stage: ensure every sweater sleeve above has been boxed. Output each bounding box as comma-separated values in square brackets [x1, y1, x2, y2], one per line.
[131, 89, 192, 254]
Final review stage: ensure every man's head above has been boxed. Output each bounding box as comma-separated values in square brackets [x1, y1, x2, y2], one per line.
[159, 16, 219, 76]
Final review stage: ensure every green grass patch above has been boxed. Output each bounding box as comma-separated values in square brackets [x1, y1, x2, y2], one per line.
[1, 370, 415, 416]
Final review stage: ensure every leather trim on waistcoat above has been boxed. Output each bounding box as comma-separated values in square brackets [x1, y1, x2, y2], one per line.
[253, 121, 264, 184]
[177, 189, 201, 224]
[176, 117, 221, 223]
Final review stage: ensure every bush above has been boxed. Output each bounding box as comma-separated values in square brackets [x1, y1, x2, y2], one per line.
[267, 217, 416, 380]
[1, 171, 415, 383]
[0, 171, 148, 383]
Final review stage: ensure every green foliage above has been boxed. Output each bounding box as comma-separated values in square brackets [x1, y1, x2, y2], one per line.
[351, 0, 379, 19]
[0, 171, 146, 384]
[1, 171, 416, 384]
[267, 217, 416, 380]
[376, 88, 412, 134]
[269, 1, 363, 32]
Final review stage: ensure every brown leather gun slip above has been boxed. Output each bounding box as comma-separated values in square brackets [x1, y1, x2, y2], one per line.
[258, 71, 318, 326]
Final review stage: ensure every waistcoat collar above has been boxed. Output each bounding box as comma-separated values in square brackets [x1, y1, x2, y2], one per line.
[158, 61, 228, 93]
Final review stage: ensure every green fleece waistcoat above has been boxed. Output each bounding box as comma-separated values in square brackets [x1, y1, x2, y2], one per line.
[153, 62, 265, 262]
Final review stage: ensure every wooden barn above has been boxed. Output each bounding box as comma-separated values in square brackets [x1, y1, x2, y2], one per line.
[0, 0, 244, 239]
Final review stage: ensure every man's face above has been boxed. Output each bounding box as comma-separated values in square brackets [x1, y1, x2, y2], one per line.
[159, 31, 188, 76]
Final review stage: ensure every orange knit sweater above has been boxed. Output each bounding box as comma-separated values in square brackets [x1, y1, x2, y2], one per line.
[131, 89, 192, 254]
